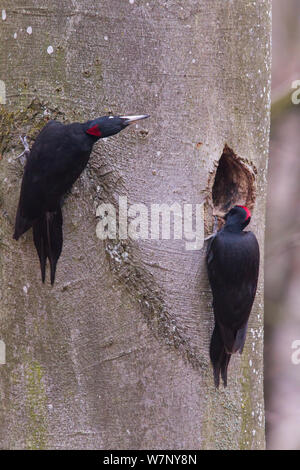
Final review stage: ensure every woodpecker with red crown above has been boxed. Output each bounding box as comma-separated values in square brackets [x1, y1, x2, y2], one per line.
[206, 205, 260, 387]
[13, 114, 149, 284]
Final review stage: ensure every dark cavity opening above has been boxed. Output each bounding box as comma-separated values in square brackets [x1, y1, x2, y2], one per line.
[212, 145, 256, 216]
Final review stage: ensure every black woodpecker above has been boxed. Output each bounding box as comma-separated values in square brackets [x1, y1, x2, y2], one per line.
[206, 205, 260, 388]
[13, 114, 150, 284]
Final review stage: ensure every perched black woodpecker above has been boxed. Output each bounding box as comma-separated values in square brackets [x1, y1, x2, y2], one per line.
[206, 205, 260, 388]
[13, 114, 150, 284]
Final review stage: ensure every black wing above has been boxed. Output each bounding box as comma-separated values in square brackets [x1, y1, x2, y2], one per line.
[14, 120, 92, 239]
[14, 120, 63, 239]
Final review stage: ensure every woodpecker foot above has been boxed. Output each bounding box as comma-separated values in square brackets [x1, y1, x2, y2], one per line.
[204, 216, 219, 241]
[15, 136, 30, 161]
[0, 208, 13, 227]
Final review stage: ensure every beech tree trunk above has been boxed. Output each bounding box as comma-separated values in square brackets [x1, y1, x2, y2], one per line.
[0, 0, 271, 449]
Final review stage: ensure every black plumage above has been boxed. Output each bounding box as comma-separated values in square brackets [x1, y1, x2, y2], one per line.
[13, 114, 149, 284]
[206, 205, 260, 387]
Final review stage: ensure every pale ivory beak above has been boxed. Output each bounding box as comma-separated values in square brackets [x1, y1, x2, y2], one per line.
[120, 114, 150, 125]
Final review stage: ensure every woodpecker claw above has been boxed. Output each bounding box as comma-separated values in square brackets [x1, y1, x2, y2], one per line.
[15, 135, 30, 160]
[213, 215, 218, 232]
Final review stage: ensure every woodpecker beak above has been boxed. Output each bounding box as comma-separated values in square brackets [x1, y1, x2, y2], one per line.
[120, 114, 150, 125]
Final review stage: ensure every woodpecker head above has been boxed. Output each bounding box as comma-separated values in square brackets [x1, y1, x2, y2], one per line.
[85, 114, 150, 139]
[224, 205, 251, 231]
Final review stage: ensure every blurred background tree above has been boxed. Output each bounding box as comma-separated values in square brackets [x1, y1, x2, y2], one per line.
[265, 0, 300, 450]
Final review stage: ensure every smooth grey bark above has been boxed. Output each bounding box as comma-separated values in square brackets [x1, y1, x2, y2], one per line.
[0, 0, 271, 449]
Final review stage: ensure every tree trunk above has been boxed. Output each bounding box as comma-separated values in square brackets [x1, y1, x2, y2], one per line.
[0, 0, 271, 450]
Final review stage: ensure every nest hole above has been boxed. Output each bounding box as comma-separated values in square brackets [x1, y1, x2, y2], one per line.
[205, 145, 256, 234]
[212, 145, 256, 215]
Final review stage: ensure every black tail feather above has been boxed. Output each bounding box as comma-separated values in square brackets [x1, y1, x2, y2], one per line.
[32, 217, 47, 283]
[220, 350, 231, 387]
[33, 208, 63, 285]
[210, 324, 231, 388]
